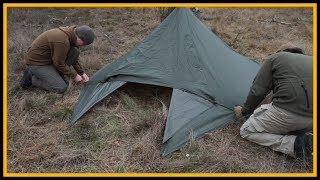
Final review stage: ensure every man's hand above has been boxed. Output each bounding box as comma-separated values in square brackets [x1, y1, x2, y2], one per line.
[74, 74, 83, 83]
[234, 106, 244, 120]
[81, 73, 89, 82]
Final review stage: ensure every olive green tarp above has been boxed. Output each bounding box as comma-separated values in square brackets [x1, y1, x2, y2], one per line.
[69, 8, 261, 156]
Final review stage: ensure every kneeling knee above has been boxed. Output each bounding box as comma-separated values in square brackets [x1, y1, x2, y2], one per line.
[54, 85, 68, 94]
[240, 125, 250, 138]
[239, 129, 246, 138]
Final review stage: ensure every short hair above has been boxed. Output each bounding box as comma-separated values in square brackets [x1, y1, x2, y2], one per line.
[275, 43, 305, 54]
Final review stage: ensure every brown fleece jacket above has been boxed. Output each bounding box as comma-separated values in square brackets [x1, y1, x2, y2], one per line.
[25, 25, 84, 78]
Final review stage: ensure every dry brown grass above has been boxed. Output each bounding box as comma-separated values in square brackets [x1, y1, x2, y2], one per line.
[6, 7, 314, 175]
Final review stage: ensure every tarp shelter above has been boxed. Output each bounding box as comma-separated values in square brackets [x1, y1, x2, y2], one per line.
[69, 8, 261, 156]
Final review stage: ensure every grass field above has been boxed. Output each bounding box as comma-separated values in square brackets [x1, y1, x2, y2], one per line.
[6, 6, 314, 175]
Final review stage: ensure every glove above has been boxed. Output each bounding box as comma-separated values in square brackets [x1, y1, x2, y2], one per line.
[74, 74, 83, 83]
[234, 106, 244, 120]
[81, 73, 89, 82]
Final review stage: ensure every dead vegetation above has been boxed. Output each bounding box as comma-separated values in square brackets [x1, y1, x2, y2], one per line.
[6, 7, 314, 174]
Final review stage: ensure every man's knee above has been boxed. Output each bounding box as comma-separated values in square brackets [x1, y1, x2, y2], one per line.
[53, 83, 68, 94]
[240, 124, 249, 138]
[240, 120, 254, 139]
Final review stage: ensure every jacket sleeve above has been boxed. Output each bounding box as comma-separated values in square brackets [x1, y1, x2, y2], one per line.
[51, 42, 77, 78]
[72, 61, 84, 76]
[242, 57, 274, 116]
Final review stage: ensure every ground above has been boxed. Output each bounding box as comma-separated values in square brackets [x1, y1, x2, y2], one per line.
[6, 6, 314, 174]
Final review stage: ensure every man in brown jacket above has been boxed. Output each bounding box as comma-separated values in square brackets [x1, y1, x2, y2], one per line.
[20, 25, 95, 93]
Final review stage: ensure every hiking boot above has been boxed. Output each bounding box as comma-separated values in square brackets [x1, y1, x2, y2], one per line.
[20, 68, 32, 89]
[294, 133, 313, 166]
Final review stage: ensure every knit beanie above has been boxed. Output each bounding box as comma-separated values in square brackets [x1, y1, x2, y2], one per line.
[75, 25, 95, 45]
